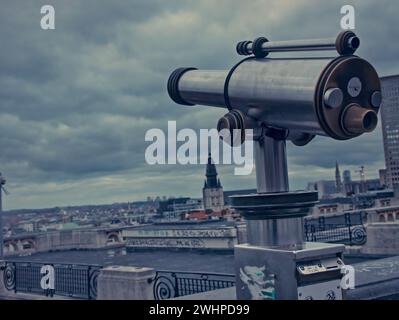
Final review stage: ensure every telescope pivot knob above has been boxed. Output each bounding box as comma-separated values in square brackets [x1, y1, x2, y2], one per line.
[217, 109, 246, 146]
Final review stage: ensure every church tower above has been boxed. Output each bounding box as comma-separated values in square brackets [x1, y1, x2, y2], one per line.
[203, 153, 224, 212]
[335, 161, 343, 193]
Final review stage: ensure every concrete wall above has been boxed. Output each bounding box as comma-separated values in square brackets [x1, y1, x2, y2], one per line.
[34, 229, 104, 251]
[362, 223, 399, 255]
[3, 228, 124, 257]
[97, 266, 155, 300]
[123, 227, 238, 250]
[236, 223, 247, 244]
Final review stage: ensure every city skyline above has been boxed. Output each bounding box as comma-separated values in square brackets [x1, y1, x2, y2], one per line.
[2, 158, 385, 212]
[1, 0, 398, 209]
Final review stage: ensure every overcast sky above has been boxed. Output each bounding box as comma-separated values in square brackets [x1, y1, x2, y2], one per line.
[1, 0, 398, 210]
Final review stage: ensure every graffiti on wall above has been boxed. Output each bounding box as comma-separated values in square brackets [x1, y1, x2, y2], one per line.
[124, 228, 236, 239]
[126, 238, 206, 248]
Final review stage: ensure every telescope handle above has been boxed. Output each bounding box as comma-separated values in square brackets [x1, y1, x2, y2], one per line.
[236, 31, 359, 58]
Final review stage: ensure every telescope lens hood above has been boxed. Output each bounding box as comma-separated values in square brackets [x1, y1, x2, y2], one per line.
[167, 67, 197, 106]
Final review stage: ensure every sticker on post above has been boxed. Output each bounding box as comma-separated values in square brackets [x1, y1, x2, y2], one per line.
[240, 266, 275, 300]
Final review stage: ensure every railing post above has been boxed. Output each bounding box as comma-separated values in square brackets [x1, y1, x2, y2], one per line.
[319, 216, 326, 231]
[345, 213, 353, 244]
[304, 220, 309, 241]
[173, 273, 179, 297]
[87, 266, 91, 300]
[311, 225, 316, 241]
[359, 211, 365, 225]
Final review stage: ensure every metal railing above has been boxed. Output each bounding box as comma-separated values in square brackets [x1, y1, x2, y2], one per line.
[304, 212, 367, 245]
[150, 270, 236, 300]
[1, 261, 102, 300]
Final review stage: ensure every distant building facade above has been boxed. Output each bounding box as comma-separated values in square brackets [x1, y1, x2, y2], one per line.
[310, 189, 395, 216]
[123, 221, 238, 251]
[381, 75, 399, 190]
[203, 154, 224, 212]
[157, 197, 202, 221]
[361, 204, 399, 256]
[343, 169, 352, 194]
[308, 178, 384, 199]
[307, 161, 384, 199]
[307, 180, 337, 198]
[379, 169, 388, 188]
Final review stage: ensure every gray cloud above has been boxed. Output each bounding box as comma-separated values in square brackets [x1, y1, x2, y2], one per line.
[0, 0, 397, 209]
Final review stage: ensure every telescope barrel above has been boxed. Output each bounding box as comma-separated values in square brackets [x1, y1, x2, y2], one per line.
[168, 54, 381, 140]
[236, 31, 360, 58]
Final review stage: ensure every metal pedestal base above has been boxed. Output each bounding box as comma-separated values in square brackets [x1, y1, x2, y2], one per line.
[235, 242, 345, 300]
[231, 191, 346, 300]
[231, 191, 318, 247]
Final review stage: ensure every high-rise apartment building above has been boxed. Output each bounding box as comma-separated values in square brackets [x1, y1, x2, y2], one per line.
[381, 75, 399, 189]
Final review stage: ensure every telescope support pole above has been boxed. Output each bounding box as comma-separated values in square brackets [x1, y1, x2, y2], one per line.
[0, 189, 3, 258]
[254, 136, 289, 193]
[248, 135, 304, 247]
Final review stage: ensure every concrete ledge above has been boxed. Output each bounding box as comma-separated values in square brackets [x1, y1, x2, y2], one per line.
[97, 266, 155, 300]
[346, 279, 399, 300]
[362, 223, 399, 255]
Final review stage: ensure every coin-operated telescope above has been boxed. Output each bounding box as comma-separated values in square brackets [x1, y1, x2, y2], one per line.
[168, 31, 381, 300]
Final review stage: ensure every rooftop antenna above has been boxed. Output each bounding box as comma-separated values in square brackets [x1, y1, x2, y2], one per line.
[0, 172, 9, 258]
[355, 165, 366, 181]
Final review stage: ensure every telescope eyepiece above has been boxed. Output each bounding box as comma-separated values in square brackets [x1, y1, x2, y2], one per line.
[167, 67, 197, 106]
[348, 36, 360, 51]
[217, 109, 246, 146]
[341, 104, 378, 135]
